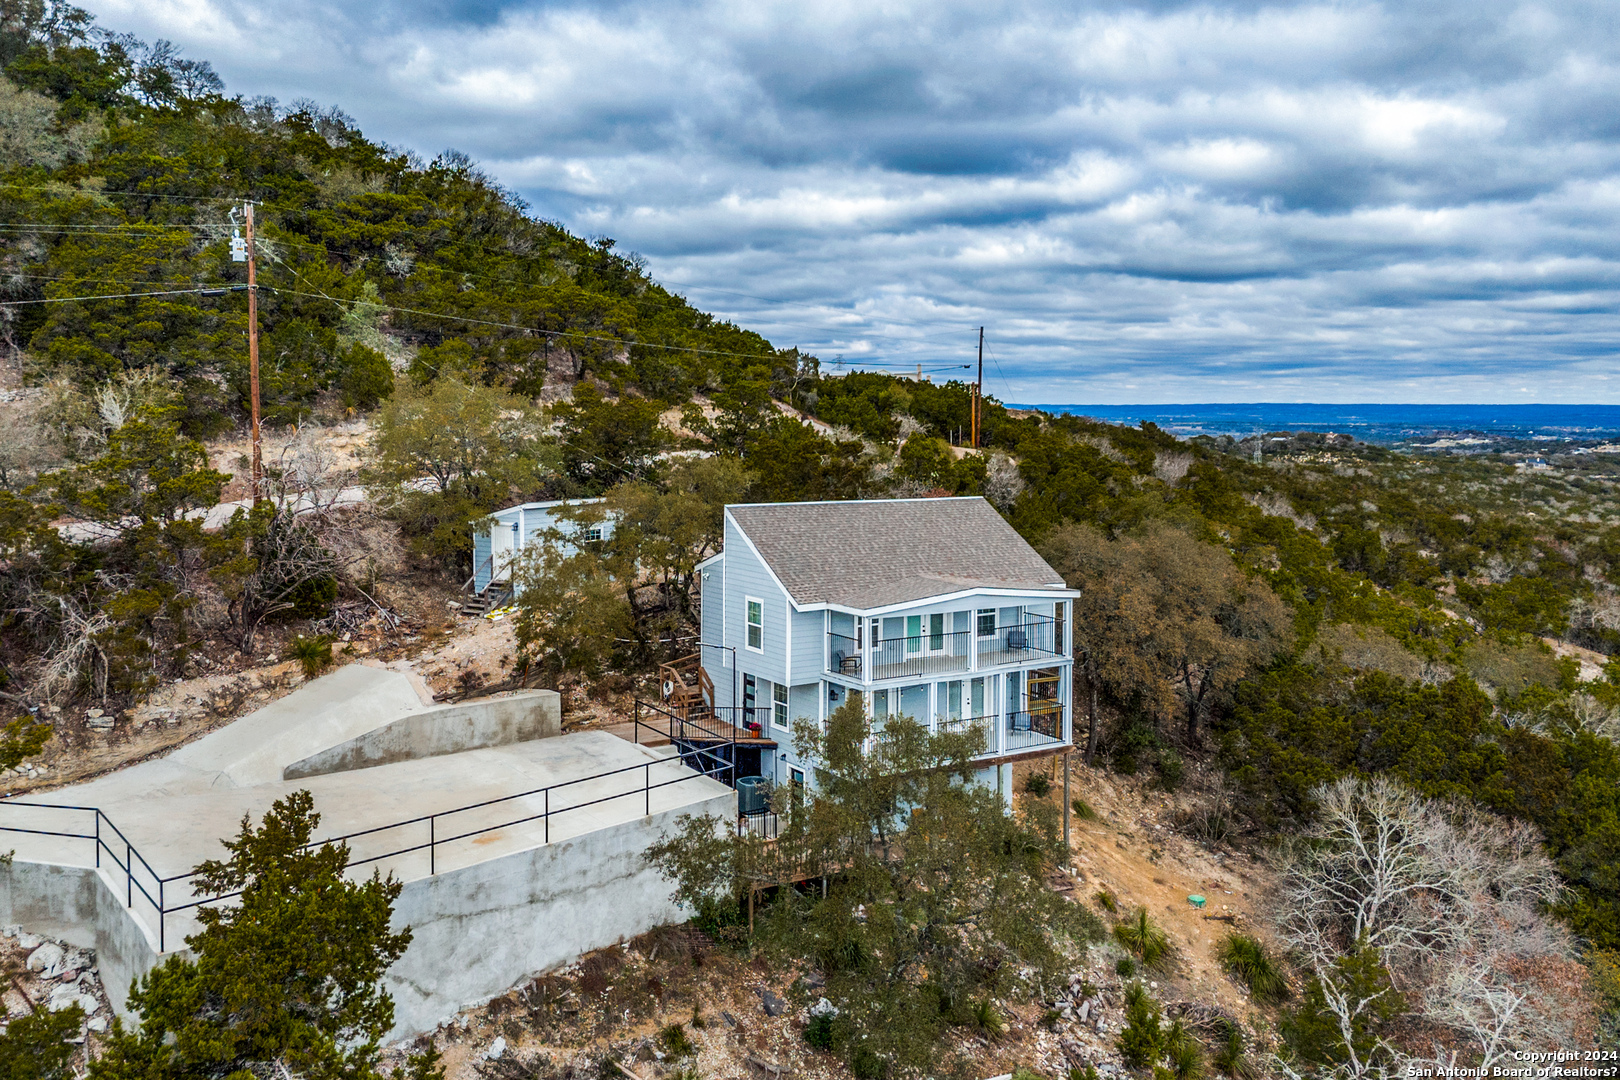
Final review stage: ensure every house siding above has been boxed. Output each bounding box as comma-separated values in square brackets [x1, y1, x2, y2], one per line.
[790, 608, 824, 683]
[722, 517, 789, 691]
[472, 529, 494, 591]
[698, 559, 731, 710]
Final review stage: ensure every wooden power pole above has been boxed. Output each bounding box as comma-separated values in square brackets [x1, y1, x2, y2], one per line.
[972, 326, 984, 447]
[245, 202, 262, 503]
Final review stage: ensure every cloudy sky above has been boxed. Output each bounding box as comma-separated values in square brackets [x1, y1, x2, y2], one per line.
[88, 0, 1620, 404]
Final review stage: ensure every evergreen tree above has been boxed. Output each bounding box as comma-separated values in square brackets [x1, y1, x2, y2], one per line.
[91, 791, 433, 1080]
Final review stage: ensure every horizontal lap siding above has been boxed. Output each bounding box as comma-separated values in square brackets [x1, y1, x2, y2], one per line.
[473, 530, 494, 591]
[724, 518, 788, 688]
[790, 608, 824, 683]
[699, 560, 730, 710]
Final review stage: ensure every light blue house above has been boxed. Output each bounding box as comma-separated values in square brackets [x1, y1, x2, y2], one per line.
[465, 499, 614, 611]
[688, 497, 1078, 802]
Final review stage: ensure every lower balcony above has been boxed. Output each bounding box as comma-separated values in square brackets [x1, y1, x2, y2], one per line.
[905, 707, 1069, 757]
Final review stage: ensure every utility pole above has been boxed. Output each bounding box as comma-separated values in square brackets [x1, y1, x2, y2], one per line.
[972, 326, 984, 448]
[245, 202, 262, 503]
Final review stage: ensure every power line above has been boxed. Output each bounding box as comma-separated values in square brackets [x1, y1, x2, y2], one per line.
[0, 284, 245, 305]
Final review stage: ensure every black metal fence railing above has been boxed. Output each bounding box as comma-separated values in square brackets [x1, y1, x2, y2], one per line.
[0, 729, 744, 953]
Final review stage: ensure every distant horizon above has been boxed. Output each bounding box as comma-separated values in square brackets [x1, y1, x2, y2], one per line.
[1007, 402, 1620, 443]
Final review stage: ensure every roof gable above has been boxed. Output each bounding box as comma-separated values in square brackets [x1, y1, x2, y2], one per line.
[725, 497, 1068, 609]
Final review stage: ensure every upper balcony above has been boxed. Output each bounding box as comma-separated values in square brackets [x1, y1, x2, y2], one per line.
[826, 611, 1064, 681]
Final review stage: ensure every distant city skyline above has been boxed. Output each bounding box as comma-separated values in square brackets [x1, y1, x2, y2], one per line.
[89, 0, 1620, 404]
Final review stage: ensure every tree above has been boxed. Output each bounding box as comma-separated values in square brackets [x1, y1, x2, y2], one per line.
[1280, 942, 1404, 1079]
[558, 455, 753, 636]
[368, 377, 545, 496]
[1277, 776, 1582, 1067]
[91, 791, 433, 1080]
[366, 378, 551, 568]
[1041, 521, 1293, 752]
[549, 382, 669, 488]
[645, 694, 1100, 1077]
[0, 1003, 84, 1080]
[510, 542, 633, 684]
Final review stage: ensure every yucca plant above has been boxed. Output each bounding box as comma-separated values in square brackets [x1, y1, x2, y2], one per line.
[1113, 906, 1171, 966]
[971, 997, 1006, 1039]
[1216, 931, 1289, 1003]
[1164, 1019, 1205, 1080]
[288, 634, 335, 680]
[1071, 797, 1102, 822]
[1211, 1021, 1259, 1080]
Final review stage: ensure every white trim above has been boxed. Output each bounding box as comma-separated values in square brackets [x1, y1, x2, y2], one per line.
[744, 595, 766, 653]
[807, 587, 1082, 618]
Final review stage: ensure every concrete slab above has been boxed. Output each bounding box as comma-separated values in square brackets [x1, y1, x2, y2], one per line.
[0, 666, 735, 1035]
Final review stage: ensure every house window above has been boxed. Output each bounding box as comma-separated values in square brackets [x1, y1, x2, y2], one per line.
[743, 674, 757, 726]
[773, 682, 788, 729]
[746, 598, 764, 651]
[581, 524, 603, 542]
[977, 609, 997, 637]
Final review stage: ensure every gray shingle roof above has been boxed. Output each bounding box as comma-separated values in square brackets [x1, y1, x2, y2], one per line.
[727, 497, 1068, 609]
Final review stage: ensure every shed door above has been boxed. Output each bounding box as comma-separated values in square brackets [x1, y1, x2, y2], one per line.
[491, 520, 517, 582]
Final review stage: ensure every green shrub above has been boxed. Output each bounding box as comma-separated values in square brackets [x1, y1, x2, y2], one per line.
[1164, 1019, 1204, 1080]
[1157, 749, 1185, 791]
[1115, 956, 1137, 977]
[1071, 797, 1101, 822]
[804, 1013, 835, 1050]
[288, 634, 334, 679]
[971, 997, 1005, 1039]
[1116, 983, 1163, 1068]
[1022, 771, 1053, 798]
[1093, 888, 1118, 913]
[657, 1022, 695, 1058]
[1113, 907, 1171, 966]
[1216, 932, 1289, 1003]
[850, 1045, 887, 1079]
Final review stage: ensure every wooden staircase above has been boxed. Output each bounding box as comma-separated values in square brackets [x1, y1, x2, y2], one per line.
[659, 653, 715, 725]
[458, 555, 514, 617]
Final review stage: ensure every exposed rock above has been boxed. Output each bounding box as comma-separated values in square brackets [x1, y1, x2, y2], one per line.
[26, 942, 64, 974]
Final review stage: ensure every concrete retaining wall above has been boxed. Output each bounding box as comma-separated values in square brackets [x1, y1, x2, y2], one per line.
[0, 860, 174, 1014]
[0, 777, 732, 1037]
[383, 787, 733, 1037]
[284, 691, 561, 780]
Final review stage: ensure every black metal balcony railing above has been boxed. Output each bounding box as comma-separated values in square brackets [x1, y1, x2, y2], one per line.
[976, 620, 1063, 666]
[1006, 709, 1065, 749]
[828, 629, 972, 678]
[827, 617, 1064, 680]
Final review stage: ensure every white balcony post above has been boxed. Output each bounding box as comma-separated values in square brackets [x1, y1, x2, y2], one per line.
[995, 674, 1006, 756]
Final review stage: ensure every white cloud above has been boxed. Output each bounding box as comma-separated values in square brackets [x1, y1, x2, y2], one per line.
[79, 0, 1620, 402]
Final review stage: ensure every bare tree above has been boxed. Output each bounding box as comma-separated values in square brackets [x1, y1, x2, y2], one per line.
[1277, 776, 1582, 1067]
